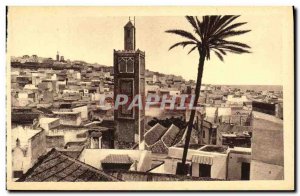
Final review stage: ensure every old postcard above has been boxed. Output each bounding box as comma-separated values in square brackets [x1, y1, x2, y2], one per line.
[6, 6, 294, 191]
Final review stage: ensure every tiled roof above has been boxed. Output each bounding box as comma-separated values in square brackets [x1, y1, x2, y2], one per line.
[161, 124, 181, 147]
[146, 124, 190, 154]
[17, 148, 120, 182]
[149, 140, 168, 154]
[144, 123, 167, 146]
[171, 127, 187, 146]
[101, 154, 133, 164]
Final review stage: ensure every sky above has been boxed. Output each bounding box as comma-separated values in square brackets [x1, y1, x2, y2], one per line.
[8, 7, 293, 85]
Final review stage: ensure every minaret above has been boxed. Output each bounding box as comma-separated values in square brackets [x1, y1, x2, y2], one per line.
[113, 18, 145, 150]
[56, 51, 59, 61]
[124, 18, 136, 50]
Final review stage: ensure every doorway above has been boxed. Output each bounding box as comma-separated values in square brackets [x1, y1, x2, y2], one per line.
[241, 162, 250, 180]
[199, 164, 211, 177]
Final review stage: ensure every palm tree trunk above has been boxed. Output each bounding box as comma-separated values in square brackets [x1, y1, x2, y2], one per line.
[178, 50, 206, 175]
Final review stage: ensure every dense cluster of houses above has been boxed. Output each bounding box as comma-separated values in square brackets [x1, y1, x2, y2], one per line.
[10, 55, 284, 182]
[10, 20, 284, 182]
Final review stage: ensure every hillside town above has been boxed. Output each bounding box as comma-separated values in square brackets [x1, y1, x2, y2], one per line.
[10, 19, 284, 182]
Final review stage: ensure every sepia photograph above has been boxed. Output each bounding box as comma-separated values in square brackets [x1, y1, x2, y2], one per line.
[6, 6, 294, 191]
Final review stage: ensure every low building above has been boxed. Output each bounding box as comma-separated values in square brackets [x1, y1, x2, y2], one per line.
[46, 125, 88, 147]
[85, 126, 115, 149]
[53, 111, 82, 126]
[78, 148, 152, 172]
[250, 111, 284, 180]
[216, 124, 252, 148]
[39, 117, 60, 131]
[227, 147, 251, 180]
[199, 120, 217, 145]
[16, 76, 32, 88]
[17, 91, 37, 107]
[164, 145, 251, 180]
[165, 145, 228, 179]
[11, 125, 46, 179]
[227, 95, 248, 104]
[71, 104, 88, 121]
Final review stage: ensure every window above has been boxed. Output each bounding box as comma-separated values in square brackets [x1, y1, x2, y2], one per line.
[118, 57, 134, 73]
[199, 164, 211, 177]
[176, 162, 191, 175]
[127, 58, 134, 72]
[13, 170, 23, 178]
[119, 59, 126, 73]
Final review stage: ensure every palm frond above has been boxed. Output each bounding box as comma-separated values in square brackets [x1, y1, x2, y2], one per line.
[166, 15, 251, 61]
[213, 48, 227, 55]
[202, 16, 210, 40]
[185, 16, 201, 36]
[205, 15, 219, 36]
[165, 29, 199, 42]
[218, 30, 251, 39]
[219, 40, 251, 49]
[213, 15, 240, 36]
[205, 45, 210, 60]
[218, 45, 251, 53]
[213, 22, 247, 38]
[213, 50, 224, 61]
[168, 41, 197, 51]
[196, 17, 204, 40]
[207, 15, 222, 36]
[187, 45, 198, 54]
[210, 39, 251, 49]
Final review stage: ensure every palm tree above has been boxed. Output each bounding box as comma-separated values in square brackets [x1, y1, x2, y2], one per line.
[166, 15, 251, 175]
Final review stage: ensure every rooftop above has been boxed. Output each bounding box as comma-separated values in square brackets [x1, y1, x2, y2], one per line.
[39, 117, 59, 124]
[144, 123, 167, 146]
[146, 123, 187, 154]
[53, 111, 81, 115]
[229, 147, 251, 154]
[101, 154, 133, 164]
[17, 148, 120, 182]
[199, 145, 228, 154]
[106, 170, 223, 181]
[11, 111, 40, 124]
